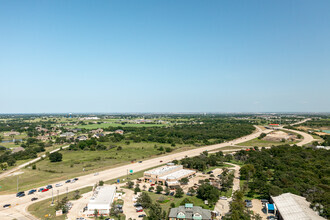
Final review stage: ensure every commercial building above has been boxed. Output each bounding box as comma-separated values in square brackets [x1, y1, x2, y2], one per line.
[271, 193, 325, 220]
[144, 163, 195, 187]
[168, 203, 212, 220]
[86, 185, 117, 217]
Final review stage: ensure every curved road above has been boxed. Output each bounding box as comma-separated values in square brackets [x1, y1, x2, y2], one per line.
[0, 122, 314, 219]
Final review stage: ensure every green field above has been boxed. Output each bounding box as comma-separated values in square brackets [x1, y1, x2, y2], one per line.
[0, 142, 193, 194]
[144, 191, 212, 213]
[237, 138, 297, 148]
[28, 186, 93, 220]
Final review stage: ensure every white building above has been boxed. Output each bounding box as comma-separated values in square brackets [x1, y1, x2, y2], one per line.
[144, 163, 196, 187]
[86, 185, 117, 217]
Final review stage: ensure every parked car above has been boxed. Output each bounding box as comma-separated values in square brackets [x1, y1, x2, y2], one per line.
[28, 189, 36, 195]
[150, 183, 155, 186]
[55, 183, 63, 187]
[207, 171, 213, 174]
[31, 197, 38, 201]
[134, 203, 141, 207]
[46, 185, 53, 189]
[65, 179, 71, 183]
[138, 214, 146, 217]
[245, 200, 253, 208]
[169, 192, 175, 196]
[3, 204, 11, 208]
[220, 196, 227, 200]
[42, 188, 49, 192]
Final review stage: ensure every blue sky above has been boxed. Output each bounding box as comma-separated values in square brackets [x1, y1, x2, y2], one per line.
[1, 0, 329, 113]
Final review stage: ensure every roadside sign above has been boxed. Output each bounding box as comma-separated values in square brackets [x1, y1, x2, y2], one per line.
[117, 179, 120, 183]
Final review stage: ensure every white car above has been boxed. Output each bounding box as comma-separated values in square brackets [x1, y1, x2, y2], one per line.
[71, 180, 76, 183]
[55, 183, 63, 187]
[220, 196, 227, 200]
[94, 172, 99, 176]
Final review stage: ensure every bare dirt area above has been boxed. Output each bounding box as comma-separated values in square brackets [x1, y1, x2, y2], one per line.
[262, 130, 298, 142]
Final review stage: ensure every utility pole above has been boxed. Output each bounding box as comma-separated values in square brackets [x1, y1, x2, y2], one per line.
[66, 187, 68, 198]
[127, 169, 128, 181]
[17, 176, 18, 192]
[57, 190, 59, 204]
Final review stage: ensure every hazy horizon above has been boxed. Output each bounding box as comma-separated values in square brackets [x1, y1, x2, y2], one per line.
[1, 0, 330, 113]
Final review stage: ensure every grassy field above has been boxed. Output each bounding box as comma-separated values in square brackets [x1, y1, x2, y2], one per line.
[145, 191, 212, 213]
[0, 142, 193, 194]
[66, 122, 166, 129]
[28, 186, 93, 220]
[237, 138, 297, 148]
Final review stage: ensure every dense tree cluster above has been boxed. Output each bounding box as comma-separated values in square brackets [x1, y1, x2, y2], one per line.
[236, 145, 330, 218]
[110, 120, 254, 145]
[179, 151, 226, 171]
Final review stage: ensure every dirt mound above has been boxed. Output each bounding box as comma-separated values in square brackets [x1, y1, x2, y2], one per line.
[263, 131, 297, 142]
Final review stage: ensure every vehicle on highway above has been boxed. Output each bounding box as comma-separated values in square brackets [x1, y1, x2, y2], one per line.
[159, 160, 163, 163]
[55, 183, 63, 187]
[46, 185, 53, 189]
[73, 177, 79, 181]
[42, 188, 49, 192]
[3, 204, 11, 208]
[138, 161, 142, 163]
[18, 193, 25, 197]
[71, 179, 76, 183]
[38, 188, 44, 192]
[94, 172, 99, 176]
[28, 189, 37, 195]
[31, 197, 38, 201]
[138, 214, 146, 217]
[16, 191, 24, 197]
[65, 179, 71, 183]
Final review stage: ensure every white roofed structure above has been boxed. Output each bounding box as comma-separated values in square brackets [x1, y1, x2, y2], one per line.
[271, 193, 325, 220]
[86, 185, 116, 217]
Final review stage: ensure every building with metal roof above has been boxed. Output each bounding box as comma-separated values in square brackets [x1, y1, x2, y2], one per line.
[168, 204, 212, 220]
[86, 185, 117, 217]
[271, 193, 325, 220]
[144, 164, 196, 187]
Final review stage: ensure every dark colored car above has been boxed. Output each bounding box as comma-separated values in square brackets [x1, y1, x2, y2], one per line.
[3, 204, 11, 208]
[31, 197, 38, 201]
[73, 178, 79, 181]
[38, 188, 44, 192]
[16, 191, 24, 197]
[207, 171, 213, 174]
[18, 193, 25, 197]
[65, 179, 71, 183]
[138, 214, 146, 217]
[46, 185, 53, 189]
[28, 189, 36, 195]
